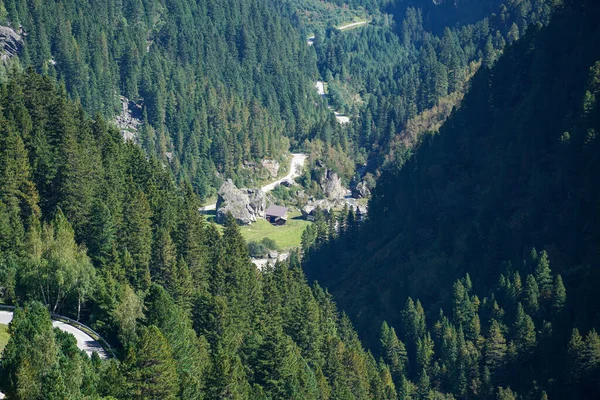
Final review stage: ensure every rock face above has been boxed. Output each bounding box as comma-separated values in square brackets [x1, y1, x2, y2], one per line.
[115, 96, 142, 141]
[0, 26, 23, 62]
[319, 169, 346, 200]
[352, 180, 371, 199]
[216, 180, 266, 225]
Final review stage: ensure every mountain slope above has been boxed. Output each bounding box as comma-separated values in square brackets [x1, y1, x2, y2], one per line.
[0, 0, 329, 198]
[304, 0, 600, 352]
[0, 71, 406, 399]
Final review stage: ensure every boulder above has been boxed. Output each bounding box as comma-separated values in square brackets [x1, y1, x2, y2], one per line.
[320, 169, 346, 200]
[0, 26, 23, 62]
[216, 180, 266, 225]
[352, 180, 371, 198]
[247, 188, 266, 219]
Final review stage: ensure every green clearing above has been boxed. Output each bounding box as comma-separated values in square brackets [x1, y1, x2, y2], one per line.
[240, 210, 310, 250]
[202, 209, 311, 250]
[0, 324, 9, 353]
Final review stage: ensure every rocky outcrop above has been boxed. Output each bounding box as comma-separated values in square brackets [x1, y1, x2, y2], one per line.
[115, 96, 142, 141]
[261, 159, 280, 178]
[352, 180, 371, 199]
[301, 199, 336, 218]
[302, 197, 368, 220]
[319, 169, 347, 200]
[216, 180, 266, 225]
[0, 26, 23, 62]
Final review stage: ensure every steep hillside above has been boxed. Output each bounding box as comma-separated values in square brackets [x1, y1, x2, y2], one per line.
[311, 0, 560, 175]
[0, 0, 330, 198]
[0, 71, 407, 399]
[305, 0, 600, 364]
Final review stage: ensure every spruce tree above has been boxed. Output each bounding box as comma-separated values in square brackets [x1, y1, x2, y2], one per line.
[126, 325, 179, 400]
[380, 321, 408, 382]
[512, 303, 536, 355]
[523, 275, 540, 315]
[534, 250, 553, 299]
[551, 275, 566, 316]
[485, 320, 507, 372]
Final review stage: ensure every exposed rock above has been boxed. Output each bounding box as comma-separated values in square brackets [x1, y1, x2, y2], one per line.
[319, 169, 347, 200]
[262, 159, 280, 178]
[114, 96, 142, 142]
[216, 180, 266, 225]
[352, 180, 371, 198]
[0, 26, 23, 62]
[252, 252, 290, 270]
[268, 250, 278, 259]
[247, 188, 266, 219]
[301, 199, 336, 218]
[301, 197, 368, 221]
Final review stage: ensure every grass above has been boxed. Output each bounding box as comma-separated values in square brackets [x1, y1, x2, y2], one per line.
[240, 210, 311, 250]
[0, 324, 9, 354]
[202, 209, 311, 250]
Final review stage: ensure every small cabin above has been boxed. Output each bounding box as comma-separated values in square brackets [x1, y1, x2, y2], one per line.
[265, 205, 288, 225]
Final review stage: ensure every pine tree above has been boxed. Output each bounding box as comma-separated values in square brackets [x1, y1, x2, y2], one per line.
[523, 275, 540, 315]
[416, 332, 435, 374]
[0, 126, 40, 253]
[416, 368, 430, 400]
[0, 302, 59, 399]
[380, 321, 408, 382]
[512, 303, 536, 355]
[126, 325, 179, 400]
[485, 320, 507, 372]
[534, 250, 553, 299]
[87, 201, 117, 269]
[120, 187, 152, 290]
[151, 227, 177, 287]
[551, 275, 566, 315]
[144, 285, 210, 399]
[583, 330, 600, 378]
[497, 386, 518, 400]
[567, 328, 585, 383]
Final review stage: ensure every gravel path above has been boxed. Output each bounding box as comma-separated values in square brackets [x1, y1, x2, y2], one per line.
[338, 20, 368, 30]
[200, 153, 307, 211]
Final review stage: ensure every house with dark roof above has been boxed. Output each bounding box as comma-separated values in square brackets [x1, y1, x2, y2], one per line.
[265, 205, 288, 225]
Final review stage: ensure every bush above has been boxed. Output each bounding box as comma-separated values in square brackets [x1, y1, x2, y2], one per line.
[247, 238, 279, 258]
[248, 241, 268, 257]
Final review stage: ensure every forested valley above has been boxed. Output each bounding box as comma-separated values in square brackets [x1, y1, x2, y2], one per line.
[0, 0, 598, 399]
[304, 0, 600, 398]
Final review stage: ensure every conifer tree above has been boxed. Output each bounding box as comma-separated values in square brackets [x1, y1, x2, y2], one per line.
[552, 275, 566, 316]
[512, 303, 536, 355]
[120, 187, 152, 290]
[523, 275, 540, 315]
[126, 325, 179, 400]
[534, 250, 553, 299]
[485, 320, 507, 372]
[583, 329, 600, 379]
[416, 368, 430, 400]
[380, 321, 409, 382]
[568, 328, 585, 383]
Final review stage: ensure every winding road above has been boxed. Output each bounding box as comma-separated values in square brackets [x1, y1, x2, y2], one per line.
[0, 310, 108, 359]
[200, 153, 307, 212]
